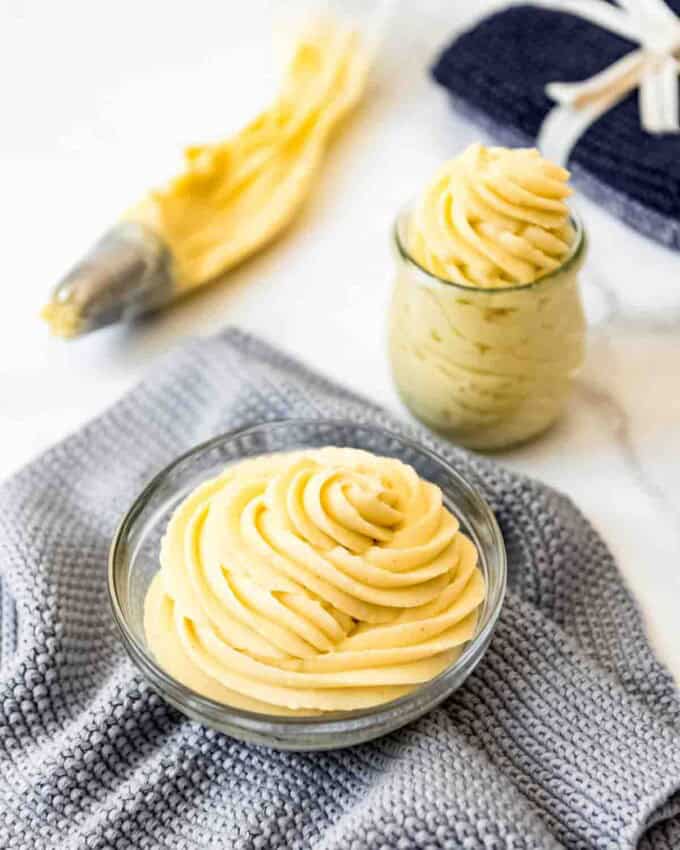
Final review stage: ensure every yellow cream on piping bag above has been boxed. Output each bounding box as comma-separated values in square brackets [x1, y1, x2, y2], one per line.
[127, 17, 368, 289]
[40, 16, 369, 339]
[144, 448, 485, 715]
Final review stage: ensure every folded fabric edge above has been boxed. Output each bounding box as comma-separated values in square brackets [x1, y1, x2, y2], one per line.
[0, 576, 18, 671]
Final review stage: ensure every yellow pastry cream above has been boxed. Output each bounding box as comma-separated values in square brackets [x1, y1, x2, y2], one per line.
[127, 17, 368, 290]
[389, 144, 586, 450]
[144, 448, 485, 715]
[42, 16, 368, 337]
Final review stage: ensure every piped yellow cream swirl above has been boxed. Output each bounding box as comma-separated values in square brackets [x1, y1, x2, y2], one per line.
[144, 448, 485, 714]
[409, 144, 573, 288]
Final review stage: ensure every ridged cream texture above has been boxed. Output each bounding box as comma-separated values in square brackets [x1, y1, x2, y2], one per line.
[409, 145, 573, 288]
[128, 18, 368, 289]
[144, 448, 485, 714]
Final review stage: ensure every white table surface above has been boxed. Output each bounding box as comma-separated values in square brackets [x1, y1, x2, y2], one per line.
[2, 1, 679, 680]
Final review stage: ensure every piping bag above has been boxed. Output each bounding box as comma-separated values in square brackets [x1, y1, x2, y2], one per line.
[42, 4, 394, 339]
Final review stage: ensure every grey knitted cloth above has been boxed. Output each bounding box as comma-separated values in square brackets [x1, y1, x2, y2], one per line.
[1, 328, 679, 850]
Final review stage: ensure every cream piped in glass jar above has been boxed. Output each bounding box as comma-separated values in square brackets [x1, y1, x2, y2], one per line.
[389, 144, 586, 450]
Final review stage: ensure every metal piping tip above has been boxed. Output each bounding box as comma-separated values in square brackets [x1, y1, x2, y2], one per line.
[42, 222, 177, 339]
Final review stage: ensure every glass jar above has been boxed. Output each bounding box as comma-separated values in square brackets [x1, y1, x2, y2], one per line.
[389, 208, 587, 450]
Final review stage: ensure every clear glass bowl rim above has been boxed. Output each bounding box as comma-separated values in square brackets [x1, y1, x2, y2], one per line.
[393, 205, 586, 294]
[108, 419, 507, 738]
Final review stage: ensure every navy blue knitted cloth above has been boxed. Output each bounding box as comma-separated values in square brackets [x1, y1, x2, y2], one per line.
[432, 2, 680, 250]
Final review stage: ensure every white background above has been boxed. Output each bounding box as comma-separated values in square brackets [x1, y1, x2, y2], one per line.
[2, 1, 679, 678]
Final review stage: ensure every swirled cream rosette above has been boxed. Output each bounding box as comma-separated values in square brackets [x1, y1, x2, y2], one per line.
[409, 144, 573, 288]
[144, 447, 485, 715]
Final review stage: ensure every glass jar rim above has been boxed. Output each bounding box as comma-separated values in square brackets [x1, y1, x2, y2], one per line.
[393, 204, 586, 295]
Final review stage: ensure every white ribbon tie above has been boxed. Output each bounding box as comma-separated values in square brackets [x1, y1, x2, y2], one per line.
[534, 0, 680, 164]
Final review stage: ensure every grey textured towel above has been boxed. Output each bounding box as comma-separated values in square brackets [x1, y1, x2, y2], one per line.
[1, 328, 679, 850]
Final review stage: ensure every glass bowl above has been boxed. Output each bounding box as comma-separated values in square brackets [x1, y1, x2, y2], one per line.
[108, 419, 506, 750]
